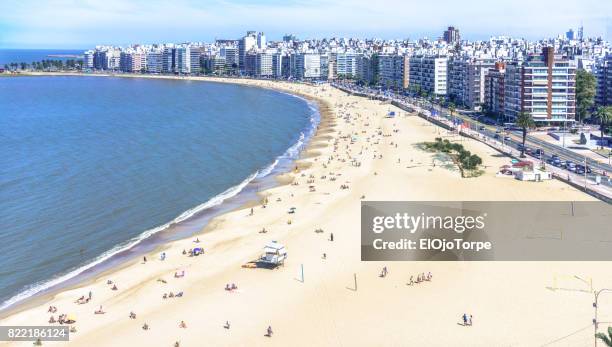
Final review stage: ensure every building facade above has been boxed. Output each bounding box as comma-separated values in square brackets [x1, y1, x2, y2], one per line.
[504, 47, 576, 123]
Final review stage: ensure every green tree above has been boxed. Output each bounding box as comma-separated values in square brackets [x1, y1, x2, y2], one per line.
[516, 111, 536, 157]
[593, 106, 612, 149]
[576, 69, 596, 122]
[596, 326, 612, 347]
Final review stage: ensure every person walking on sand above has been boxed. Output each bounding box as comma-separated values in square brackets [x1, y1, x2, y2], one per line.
[88, 291, 92, 300]
[462, 313, 468, 326]
[143, 256, 147, 263]
[468, 315, 473, 326]
[330, 233, 334, 242]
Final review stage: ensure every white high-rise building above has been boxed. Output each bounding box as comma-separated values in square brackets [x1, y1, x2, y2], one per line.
[295, 53, 321, 80]
[83, 50, 94, 69]
[239, 32, 257, 72]
[409, 55, 448, 96]
[257, 32, 267, 50]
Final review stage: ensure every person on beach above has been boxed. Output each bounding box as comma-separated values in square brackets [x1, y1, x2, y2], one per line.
[408, 276, 414, 285]
[462, 314, 468, 326]
[143, 256, 147, 263]
[142, 323, 149, 330]
[250, 208, 254, 216]
[330, 233, 334, 242]
[224, 321, 231, 329]
[266, 326, 273, 337]
[469, 315, 473, 326]
[179, 320, 187, 329]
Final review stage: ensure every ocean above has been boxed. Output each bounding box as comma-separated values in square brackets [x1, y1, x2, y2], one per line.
[0, 75, 319, 310]
[0, 49, 85, 66]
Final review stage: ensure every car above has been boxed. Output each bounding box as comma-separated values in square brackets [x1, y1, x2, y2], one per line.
[534, 149, 544, 157]
[517, 144, 524, 151]
[575, 164, 592, 174]
[565, 161, 576, 172]
[504, 136, 511, 141]
[479, 125, 485, 131]
[525, 148, 533, 155]
[552, 157, 561, 167]
[494, 134, 500, 139]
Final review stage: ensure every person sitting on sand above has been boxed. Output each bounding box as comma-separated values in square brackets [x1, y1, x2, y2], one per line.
[49, 315, 56, 323]
[225, 284, 231, 291]
[142, 323, 149, 330]
[231, 283, 237, 290]
[182, 249, 186, 255]
[427, 272, 432, 281]
[179, 321, 187, 329]
[129, 311, 136, 319]
[174, 342, 180, 347]
[224, 321, 230, 329]
[194, 238, 200, 243]
[266, 326, 273, 337]
[107, 280, 113, 285]
[94, 305, 105, 314]
[408, 276, 414, 286]
[163, 293, 168, 299]
[111, 284, 118, 291]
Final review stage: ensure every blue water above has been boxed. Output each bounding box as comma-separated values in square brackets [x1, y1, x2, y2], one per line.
[0, 76, 316, 310]
[0, 49, 84, 66]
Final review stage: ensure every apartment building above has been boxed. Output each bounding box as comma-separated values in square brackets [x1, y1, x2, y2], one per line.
[256, 52, 273, 77]
[146, 50, 163, 73]
[294, 53, 321, 80]
[378, 54, 409, 90]
[595, 56, 612, 106]
[409, 55, 448, 96]
[504, 47, 576, 124]
[484, 62, 506, 118]
[448, 57, 496, 109]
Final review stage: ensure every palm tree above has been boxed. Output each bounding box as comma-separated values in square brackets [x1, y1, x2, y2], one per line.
[596, 326, 612, 347]
[516, 111, 535, 157]
[593, 106, 612, 149]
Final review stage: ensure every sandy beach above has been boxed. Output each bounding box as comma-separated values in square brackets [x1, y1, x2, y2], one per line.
[1, 74, 610, 347]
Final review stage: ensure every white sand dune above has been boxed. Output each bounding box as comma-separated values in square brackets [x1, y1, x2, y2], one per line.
[1, 75, 609, 347]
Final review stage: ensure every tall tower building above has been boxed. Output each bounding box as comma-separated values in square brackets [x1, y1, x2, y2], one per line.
[443, 26, 461, 45]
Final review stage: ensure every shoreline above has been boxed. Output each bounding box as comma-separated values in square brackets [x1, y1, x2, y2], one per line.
[2, 73, 608, 347]
[0, 72, 332, 317]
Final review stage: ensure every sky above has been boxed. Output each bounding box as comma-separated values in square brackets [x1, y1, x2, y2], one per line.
[0, 0, 610, 49]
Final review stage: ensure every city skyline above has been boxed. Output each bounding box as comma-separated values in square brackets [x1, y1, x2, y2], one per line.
[0, 0, 611, 49]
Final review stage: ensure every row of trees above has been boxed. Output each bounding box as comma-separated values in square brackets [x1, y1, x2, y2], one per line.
[3, 59, 83, 72]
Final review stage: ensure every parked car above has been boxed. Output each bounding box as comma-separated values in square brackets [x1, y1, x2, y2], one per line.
[525, 148, 533, 155]
[565, 161, 576, 172]
[575, 165, 585, 174]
